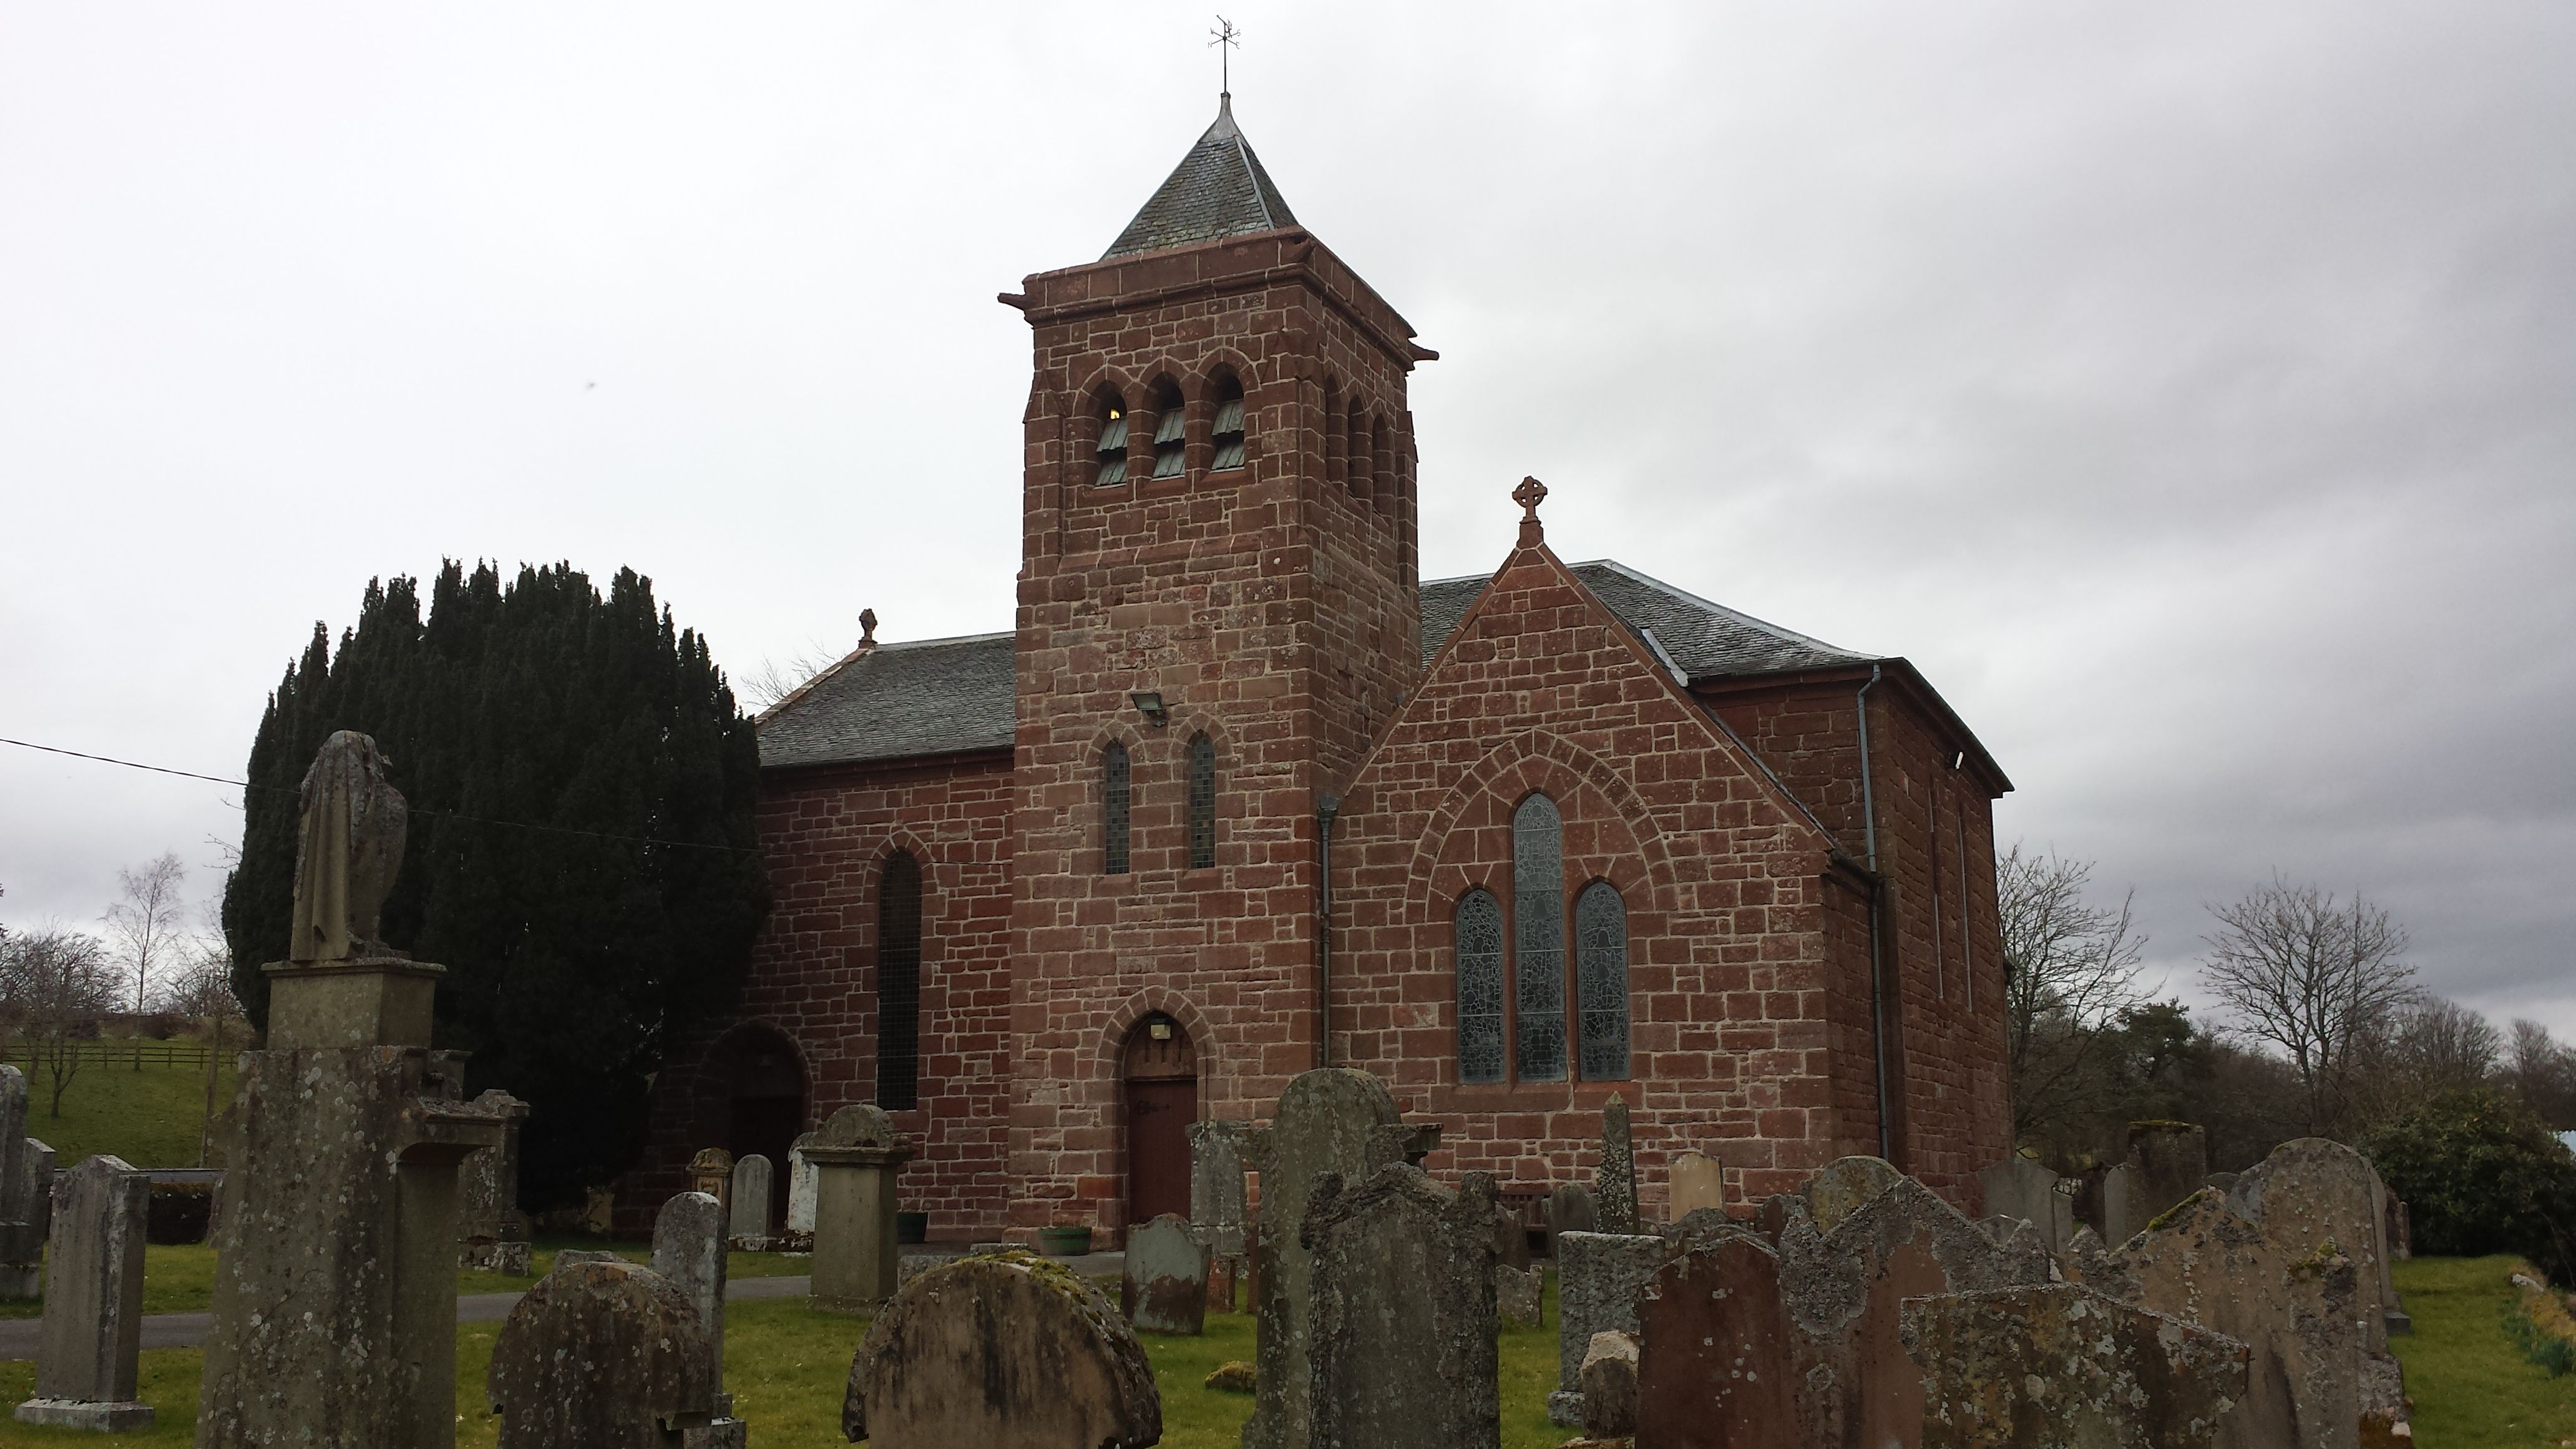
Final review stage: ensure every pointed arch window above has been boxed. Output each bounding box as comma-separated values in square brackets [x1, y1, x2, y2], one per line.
[1211, 376, 1247, 471]
[1513, 793, 1568, 1082]
[1186, 732, 1217, 870]
[876, 851, 923, 1110]
[1095, 400, 1129, 487]
[1150, 383, 1186, 479]
[1575, 880, 1631, 1081]
[1103, 741, 1131, 875]
[1455, 889, 1505, 1085]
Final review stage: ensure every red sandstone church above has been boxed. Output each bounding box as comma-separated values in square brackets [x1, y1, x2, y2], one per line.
[625, 100, 2013, 1241]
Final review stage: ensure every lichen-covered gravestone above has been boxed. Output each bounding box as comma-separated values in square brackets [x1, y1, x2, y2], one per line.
[1496, 1264, 1544, 1328]
[13, 1155, 151, 1431]
[842, 1251, 1159, 1449]
[487, 1257, 717, 1448]
[651, 1191, 744, 1449]
[728, 1153, 773, 1247]
[1633, 1234, 1794, 1448]
[1975, 1153, 2072, 1260]
[805, 1105, 914, 1312]
[784, 1133, 817, 1245]
[1901, 1284, 2248, 1449]
[1595, 1095, 1638, 1235]
[1798, 1154, 1902, 1234]
[1549, 1229, 1667, 1426]
[1123, 1212, 1211, 1335]
[0, 1067, 55, 1300]
[1578, 1330, 1640, 1440]
[1544, 1181, 1596, 1259]
[1188, 1118, 1251, 1257]
[1304, 1163, 1500, 1449]
[689, 1148, 734, 1213]
[457, 1089, 534, 1275]
[1667, 1149, 1724, 1221]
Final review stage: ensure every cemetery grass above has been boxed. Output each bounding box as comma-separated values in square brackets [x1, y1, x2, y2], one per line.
[2390, 1254, 2576, 1447]
[0, 1053, 235, 1174]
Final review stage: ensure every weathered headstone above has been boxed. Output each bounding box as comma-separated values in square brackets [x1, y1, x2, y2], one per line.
[1596, 1094, 1639, 1235]
[1188, 1118, 1251, 1257]
[727, 1153, 773, 1247]
[198, 731, 507, 1449]
[1544, 1181, 1596, 1259]
[2225, 1138, 2393, 1352]
[1901, 1284, 2248, 1448]
[688, 1148, 734, 1214]
[650, 1191, 744, 1449]
[12, 1155, 151, 1431]
[1800, 1154, 1902, 1234]
[1493, 1201, 1532, 1271]
[783, 1133, 817, 1245]
[1579, 1330, 1639, 1440]
[804, 1104, 913, 1312]
[487, 1257, 717, 1448]
[1121, 1212, 1209, 1335]
[1549, 1230, 1666, 1425]
[2102, 1162, 2139, 1246]
[842, 1251, 1159, 1449]
[0, 1068, 53, 1299]
[1667, 1149, 1725, 1221]
[1304, 1163, 1500, 1449]
[457, 1090, 534, 1275]
[1496, 1264, 1544, 1328]
[1242, 1068, 1414, 1449]
[2123, 1122, 2209, 1237]
[1634, 1234, 1795, 1448]
[1976, 1153, 2074, 1260]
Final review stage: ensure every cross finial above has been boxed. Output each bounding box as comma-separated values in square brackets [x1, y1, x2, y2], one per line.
[1513, 476, 1549, 544]
[1210, 15, 1240, 98]
[859, 607, 878, 646]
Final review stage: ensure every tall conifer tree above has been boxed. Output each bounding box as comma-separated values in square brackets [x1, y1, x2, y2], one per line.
[222, 562, 770, 1208]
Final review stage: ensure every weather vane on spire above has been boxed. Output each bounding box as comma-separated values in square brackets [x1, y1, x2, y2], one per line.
[1211, 14, 1240, 99]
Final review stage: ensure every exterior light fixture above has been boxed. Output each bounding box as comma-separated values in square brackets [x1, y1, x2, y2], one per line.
[1130, 691, 1168, 727]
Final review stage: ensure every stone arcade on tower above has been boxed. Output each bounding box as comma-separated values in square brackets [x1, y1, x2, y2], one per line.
[625, 97, 2014, 1241]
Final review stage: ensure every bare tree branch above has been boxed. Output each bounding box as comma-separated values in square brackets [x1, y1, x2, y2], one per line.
[1999, 842, 2152, 1143]
[2200, 876, 2417, 1138]
[102, 851, 187, 1070]
[0, 925, 124, 1118]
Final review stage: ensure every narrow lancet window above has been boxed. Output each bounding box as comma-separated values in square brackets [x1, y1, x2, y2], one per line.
[1151, 384, 1186, 479]
[1103, 741, 1131, 875]
[1211, 377, 1247, 471]
[1575, 880, 1631, 1080]
[1186, 732, 1216, 869]
[1512, 793, 1568, 1081]
[1095, 402, 1128, 487]
[876, 851, 923, 1110]
[1456, 889, 1505, 1085]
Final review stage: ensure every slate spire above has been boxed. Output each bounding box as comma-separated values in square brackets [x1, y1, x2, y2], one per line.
[1101, 96, 1299, 260]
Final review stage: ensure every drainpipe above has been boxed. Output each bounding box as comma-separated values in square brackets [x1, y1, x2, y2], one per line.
[1317, 794, 1340, 1069]
[1855, 665, 1891, 1163]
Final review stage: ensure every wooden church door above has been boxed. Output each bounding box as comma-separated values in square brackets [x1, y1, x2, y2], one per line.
[1122, 1013, 1198, 1227]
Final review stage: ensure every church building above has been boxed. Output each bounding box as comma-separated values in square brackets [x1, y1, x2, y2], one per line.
[625, 99, 2014, 1240]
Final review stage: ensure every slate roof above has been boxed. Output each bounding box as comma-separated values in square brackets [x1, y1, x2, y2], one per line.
[1418, 560, 1879, 680]
[754, 632, 1015, 771]
[1103, 97, 1299, 260]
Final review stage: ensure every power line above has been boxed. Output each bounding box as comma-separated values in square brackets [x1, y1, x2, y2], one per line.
[1, 736, 761, 858]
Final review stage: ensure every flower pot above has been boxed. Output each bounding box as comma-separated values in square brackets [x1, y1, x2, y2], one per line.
[1037, 1224, 1094, 1257]
[895, 1211, 929, 1245]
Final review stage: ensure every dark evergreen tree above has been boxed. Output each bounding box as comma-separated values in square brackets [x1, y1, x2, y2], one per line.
[222, 562, 770, 1209]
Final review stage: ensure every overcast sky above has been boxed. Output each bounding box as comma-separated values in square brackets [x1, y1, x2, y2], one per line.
[4, 4, 2569, 1037]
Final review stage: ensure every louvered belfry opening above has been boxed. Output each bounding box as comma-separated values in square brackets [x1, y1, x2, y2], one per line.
[876, 851, 924, 1111]
[1095, 400, 1129, 487]
[1186, 732, 1216, 869]
[1211, 375, 1247, 471]
[1149, 383, 1186, 479]
[1103, 741, 1132, 874]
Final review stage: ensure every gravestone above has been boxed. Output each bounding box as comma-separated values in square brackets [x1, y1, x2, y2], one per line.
[0, 1069, 52, 1299]
[1666, 1149, 1724, 1221]
[1121, 1212, 1210, 1336]
[1800, 1154, 1902, 1234]
[651, 1191, 745, 1449]
[12, 1155, 151, 1431]
[1901, 1284, 2248, 1449]
[1777, 1173, 2048, 1448]
[688, 1148, 734, 1214]
[1976, 1153, 2075, 1260]
[1544, 1182, 1596, 1258]
[1496, 1264, 1544, 1328]
[1242, 1068, 1413, 1449]
[1493, 1202, 1531, 1272]
[457, 1090, 534, 1275]
[1304, 1163, 1500, 1449]
[1578, 1331, 1639, 1440]
[784, 1133, 817, 1244]
[2123, 1122, 2208, 1237]
[487, 1257, 716, 1448]
[804, 1104, 913, 1312]
[1664, 1206, 1754, 1261]
[727, 1154, 773, 1247]
[2102, 1163, 2139, 1245]
[1188, 1119, 1251, 1257]
[842, 1251, 1159, 1449]
[1549, 1230, 1666, 1425]
[1634, 1235, 1795, 1448]
[197, 731, 507, 1449]
[1596, 1094, 1639, 1235]
[2225, 1138, 2393, 1352]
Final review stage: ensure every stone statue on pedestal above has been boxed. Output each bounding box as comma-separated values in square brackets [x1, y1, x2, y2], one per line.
[287, 729, 408, 965]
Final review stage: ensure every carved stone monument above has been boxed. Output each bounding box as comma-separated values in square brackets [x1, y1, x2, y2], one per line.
[1902, 1284, 2249, 1448]
[1121, 1212, 1210, 1336]
[487, 1257, 717, 1448]
[688, 1148, 734, 1214]
[804, 1105, 913, 1312]
[651, 1191, 746, 1449]
[457, 1089, 534, 1275]
[1549, 1230, 1666, 1426]
[727, 1153, 773, 1249]
[1666, 1149, 1725, 1221]
[1596, 1094, 1639, 1234]
[14, 1155, 152, 1431]
[784, 1133, 817, 1246]
[197, 731, 508, 1449]
[1304, 1164, 1500, 1449]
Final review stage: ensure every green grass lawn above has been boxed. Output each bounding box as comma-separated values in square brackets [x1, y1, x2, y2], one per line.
[2, 1054, 235, 1171]
[2391, 1255, 2576, 1447]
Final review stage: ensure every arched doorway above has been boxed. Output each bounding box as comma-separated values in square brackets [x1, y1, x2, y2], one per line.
[1122, 1013, 1198, 1227]
[695, 1023, 807, 1227]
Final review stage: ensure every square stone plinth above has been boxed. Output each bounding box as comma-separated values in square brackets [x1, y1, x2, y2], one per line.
[16, 1397, 155, 1431]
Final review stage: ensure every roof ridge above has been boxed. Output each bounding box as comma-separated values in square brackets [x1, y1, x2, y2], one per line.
[1568, 559, 1870, 661]
[870, 630, 1013, 651]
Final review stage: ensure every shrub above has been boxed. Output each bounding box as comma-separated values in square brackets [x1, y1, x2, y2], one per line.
[2364, 1089, 2576, 1279]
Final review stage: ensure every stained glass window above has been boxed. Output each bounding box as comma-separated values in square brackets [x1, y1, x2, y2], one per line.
[1095, 402, 1128, 487]
[1513, 793, 1567, 1082]
[1211, 377, 1246, 471]
[1575, 880, 1631, 1081]
[1103, 742, 1131, 875]
[1456, 889, 1505, 1085]
[876, 851, 923, 1110]
[1187, 733, 1216, 870]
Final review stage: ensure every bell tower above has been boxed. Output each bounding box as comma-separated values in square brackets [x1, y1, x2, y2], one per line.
[1001, 96, 1433, 1234]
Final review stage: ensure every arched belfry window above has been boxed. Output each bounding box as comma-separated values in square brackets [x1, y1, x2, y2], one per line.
[1103, 741, 1131, 875]
[1575, 881, 1631, 1081]
[1186, 732, 1216, 870]
[1095, 399, 1129, 487]
[1512, 794, 1568, 1082]
[1349, 409, 1375, 502]
[1211, 376, 1247, 471]
[876, 851, 923, 1110]
[1150, 383, 1186, 479]
[1455, 889, 1505, 1085]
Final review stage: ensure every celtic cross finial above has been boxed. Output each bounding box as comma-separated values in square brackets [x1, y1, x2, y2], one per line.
[1513, 476, 1548, 522]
